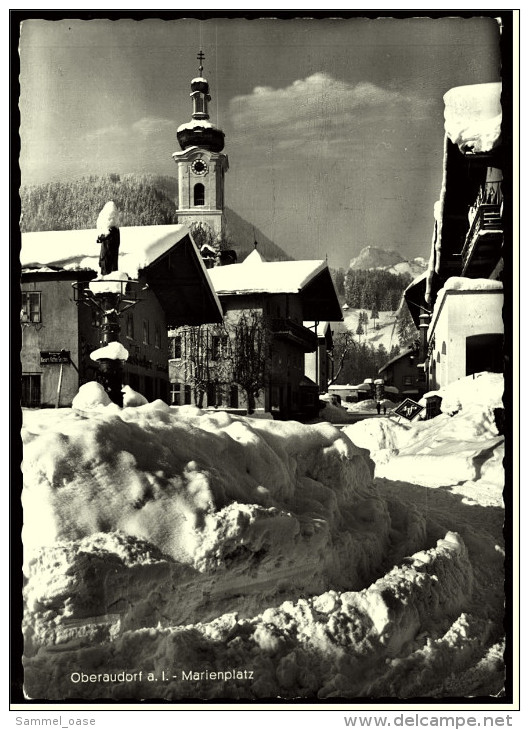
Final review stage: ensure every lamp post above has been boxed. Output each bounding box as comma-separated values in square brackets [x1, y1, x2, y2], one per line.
[73, 202, 141, 406]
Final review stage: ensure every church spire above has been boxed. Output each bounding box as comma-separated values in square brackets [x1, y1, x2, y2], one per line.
[197, 49, 205, 77]
[176, 49, 225, 152]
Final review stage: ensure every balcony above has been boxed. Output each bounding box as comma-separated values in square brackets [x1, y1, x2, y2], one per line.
[461, 203, 503, 276]
[270, 318, 318, 352]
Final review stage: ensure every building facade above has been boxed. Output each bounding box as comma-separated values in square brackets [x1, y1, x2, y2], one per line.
[20, 225, 223, 407]
[377, 347, 426, 398]
[169, 253, 342, 418]
[21, 270, 170, 407]
[403, 82, 505, 391]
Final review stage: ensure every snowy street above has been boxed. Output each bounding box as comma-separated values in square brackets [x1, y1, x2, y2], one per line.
[21, 373, 506, 701]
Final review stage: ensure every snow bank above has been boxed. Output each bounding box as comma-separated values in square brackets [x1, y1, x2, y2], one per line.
[24, 530, 484, 700]
[122, 385, 149, 407]
[22, 406, 382, 591]
[421, 371, 504, 416]
[21, 390, 506, 700]
[343, 373, 504, 492]
[72, 382, 113, 410]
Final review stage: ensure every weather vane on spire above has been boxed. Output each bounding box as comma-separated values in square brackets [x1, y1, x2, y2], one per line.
[197, 49, 205, 76]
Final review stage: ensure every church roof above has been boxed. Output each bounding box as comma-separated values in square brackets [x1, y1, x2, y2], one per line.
[242, 248, 266, 265]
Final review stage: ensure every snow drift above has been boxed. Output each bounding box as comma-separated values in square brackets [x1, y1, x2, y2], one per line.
[21, 378, 505, 700]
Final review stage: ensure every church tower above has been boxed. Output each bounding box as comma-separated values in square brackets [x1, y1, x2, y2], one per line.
[173, 51, 229, 241]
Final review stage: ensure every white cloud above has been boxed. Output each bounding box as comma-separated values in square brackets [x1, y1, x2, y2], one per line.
[229, 73, 432, 150]
[132, 117, 174, 136]
[85, 116, 173, 144]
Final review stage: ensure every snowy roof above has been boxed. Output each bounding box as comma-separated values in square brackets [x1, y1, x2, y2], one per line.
[177, 120, 215, 133]
[429, 277, 503, 337]
[378, 347, 416, 374]
[21, 224, 224, 326]
[443, 82, 502, 154]
[22, 224, 191, 277]
[242, 248, 266, 265]
[208, 259, 343, 322]
[209, 259, 327, 295]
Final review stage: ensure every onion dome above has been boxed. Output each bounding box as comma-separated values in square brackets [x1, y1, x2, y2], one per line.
[177, 51, 225, 153]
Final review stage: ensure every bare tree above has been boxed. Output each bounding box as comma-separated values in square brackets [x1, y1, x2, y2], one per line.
[176, 323, 232, 408]
[328, 330, 357, 386]
[230, 310, 270, 414]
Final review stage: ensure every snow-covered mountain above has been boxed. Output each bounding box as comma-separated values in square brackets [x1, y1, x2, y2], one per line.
[349, 246, 427, 279]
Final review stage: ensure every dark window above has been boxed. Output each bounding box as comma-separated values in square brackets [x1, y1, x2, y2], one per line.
[170, 382, 181, 405]
[207, 383, 216, 407]
[21, 374, 41, 407]
[194, 183, 205, 206]
[466, 334, 503, 376]
[126, 314, 134, 338]
[21, 292, 41, 323]
[211, 335, 228, 360]
[171, 335, 182, 359]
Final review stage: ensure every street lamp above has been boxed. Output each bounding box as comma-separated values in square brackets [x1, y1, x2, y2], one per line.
[72, 202, 142, 406]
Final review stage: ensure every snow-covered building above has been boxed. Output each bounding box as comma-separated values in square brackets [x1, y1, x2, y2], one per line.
[169, 248, 343, 418]
[377, 346, 426, 398]
[404, 82, 505, 389]
[20, 225, 223, 407]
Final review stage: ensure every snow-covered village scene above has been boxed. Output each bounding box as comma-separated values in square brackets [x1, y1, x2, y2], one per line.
[14, 12, 515, 711]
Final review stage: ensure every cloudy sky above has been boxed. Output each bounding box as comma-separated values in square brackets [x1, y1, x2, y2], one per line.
[18, 14, 503, 269]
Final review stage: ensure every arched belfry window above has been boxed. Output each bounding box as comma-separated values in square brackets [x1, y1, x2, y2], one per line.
[194, 183, 205, 206]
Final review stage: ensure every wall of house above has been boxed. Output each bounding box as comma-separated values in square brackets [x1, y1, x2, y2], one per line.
[304, 337, 330, 392]
[380, 354, 424, 396]
[427, 289, 504, 390]
[120, 288, 170, 402]
[21, 276, 170, 407]
[168, 292, 317, 417]
[21, 278, 85, 407]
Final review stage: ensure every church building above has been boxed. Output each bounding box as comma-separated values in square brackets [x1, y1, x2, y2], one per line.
[173, 50, 229, 243]
[168, 53, 342, 419]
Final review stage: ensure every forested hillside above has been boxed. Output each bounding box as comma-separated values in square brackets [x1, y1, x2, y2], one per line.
[20, 174, 179, 231]
[344, 268, 412, 311]
[20, 174, 291, 262]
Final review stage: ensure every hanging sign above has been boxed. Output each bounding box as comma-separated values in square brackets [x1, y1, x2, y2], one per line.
[40, 350, 70, 364]
[394, 397, 425, 421]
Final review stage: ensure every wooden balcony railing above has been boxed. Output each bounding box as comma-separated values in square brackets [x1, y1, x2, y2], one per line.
[270, 318, 318, 352]
[461, 203, 502, 271]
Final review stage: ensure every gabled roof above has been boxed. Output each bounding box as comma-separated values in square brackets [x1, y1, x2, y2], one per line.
[378, 347, 417, 374]
[21, 225, 223, 327]
[208, 260, 343, 322]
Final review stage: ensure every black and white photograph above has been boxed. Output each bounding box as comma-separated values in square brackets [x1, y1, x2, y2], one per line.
[12, 10, 516, 712]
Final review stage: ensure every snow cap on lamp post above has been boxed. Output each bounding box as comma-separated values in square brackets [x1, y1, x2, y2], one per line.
[96, 201, 121, 276]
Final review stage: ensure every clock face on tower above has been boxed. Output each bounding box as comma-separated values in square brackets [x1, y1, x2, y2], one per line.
[190, 159, 208, 176]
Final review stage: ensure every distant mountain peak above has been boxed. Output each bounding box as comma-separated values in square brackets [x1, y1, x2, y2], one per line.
[349, 246, 406, 270]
